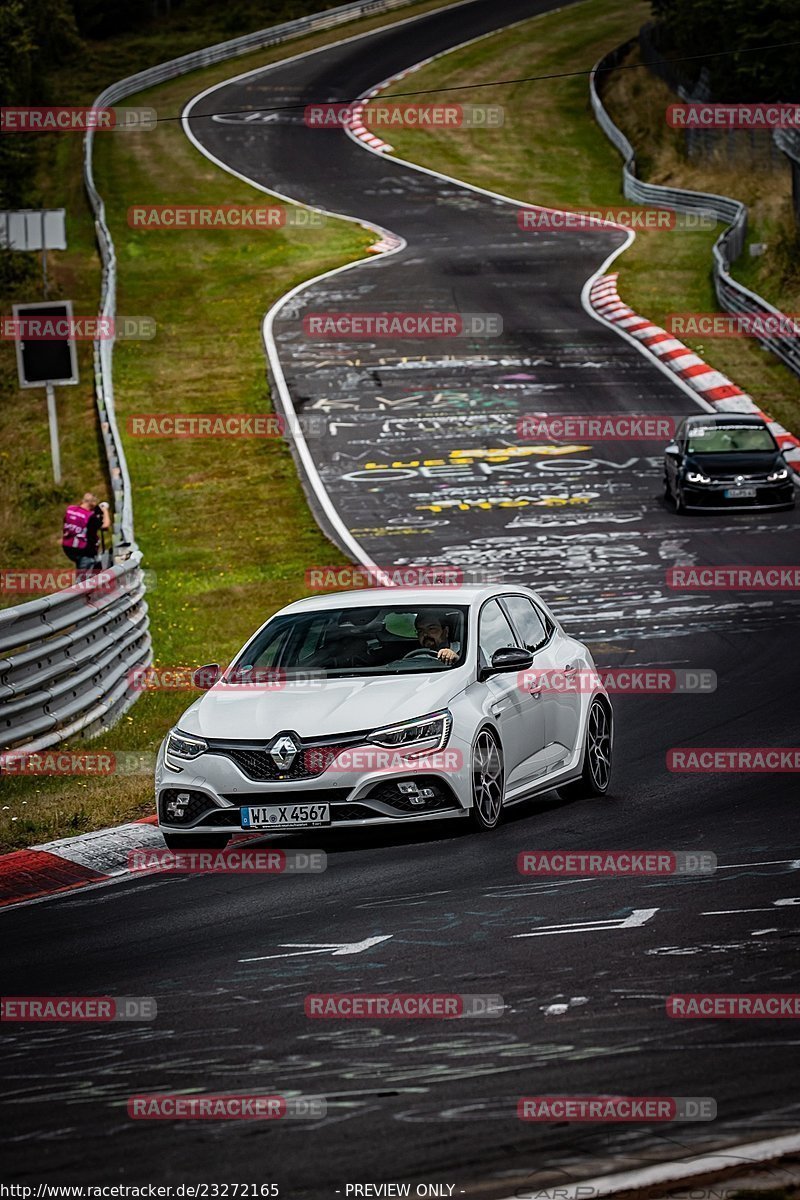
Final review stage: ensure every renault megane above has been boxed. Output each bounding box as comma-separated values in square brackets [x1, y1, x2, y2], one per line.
[155, 585, 612, 848]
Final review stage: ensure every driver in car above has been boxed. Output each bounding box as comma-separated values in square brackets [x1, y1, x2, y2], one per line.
[413, 610, 460, 664]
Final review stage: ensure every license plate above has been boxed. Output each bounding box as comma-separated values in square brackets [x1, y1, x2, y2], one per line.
[724, 487, 756, 498]
[241, 803, 330, 829]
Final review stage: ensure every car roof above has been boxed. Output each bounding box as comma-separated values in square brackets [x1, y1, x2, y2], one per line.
[277, 583, 536, 616]
[684, 413, 768, 427]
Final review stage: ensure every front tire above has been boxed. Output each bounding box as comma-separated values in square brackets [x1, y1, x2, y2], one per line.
[162, 833, 230, 850]
[470, 728, 504, 830]
[558, 699, 612, 800]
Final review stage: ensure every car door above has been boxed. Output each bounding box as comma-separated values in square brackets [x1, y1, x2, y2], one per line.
[477, 597, 547, 791]
[499, 595, 557, 781]
[538, 623, 585, 770]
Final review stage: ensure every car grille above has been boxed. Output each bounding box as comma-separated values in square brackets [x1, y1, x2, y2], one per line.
[219, 788, 354, 809]
[209, 732, 368, 782]
[708, 473, 769, 483]
[222, 746, 351, 781]
[331, 804, 381, 822]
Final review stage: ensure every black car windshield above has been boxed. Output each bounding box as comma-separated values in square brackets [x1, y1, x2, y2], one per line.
[687, 426, 776, 454]
[227, 605, 470, 678]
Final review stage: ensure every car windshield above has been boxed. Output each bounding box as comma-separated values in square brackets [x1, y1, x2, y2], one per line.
[228, 604, 470, 678]
[687, 426, 775, 454]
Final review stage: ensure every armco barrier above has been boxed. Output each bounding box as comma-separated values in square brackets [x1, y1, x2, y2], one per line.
[591, 42, 800, 380]
[0, 555, 150, 752]
[1, 0, 423, 756]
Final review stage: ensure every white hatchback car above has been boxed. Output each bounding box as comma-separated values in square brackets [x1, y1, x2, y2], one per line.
[155, 585, 612, 848]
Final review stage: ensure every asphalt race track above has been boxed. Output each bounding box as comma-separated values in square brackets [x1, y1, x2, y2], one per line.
[4, 0, 800, 1194]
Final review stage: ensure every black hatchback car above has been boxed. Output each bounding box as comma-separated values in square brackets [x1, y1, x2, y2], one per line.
[663, 414, 796, 512]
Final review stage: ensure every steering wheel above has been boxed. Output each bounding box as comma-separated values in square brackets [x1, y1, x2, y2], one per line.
[402, 648, 442, 660]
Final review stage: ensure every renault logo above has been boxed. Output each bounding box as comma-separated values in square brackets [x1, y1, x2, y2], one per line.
[269, 734, 298, 770]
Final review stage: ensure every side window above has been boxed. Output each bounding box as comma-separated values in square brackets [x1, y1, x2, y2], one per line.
[502, 596, 550, 653]
[478, 599, 518, 666]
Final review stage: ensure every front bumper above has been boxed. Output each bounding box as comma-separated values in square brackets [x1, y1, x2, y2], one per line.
[155, 734, 473, 834]
[681, 480, 795, 511]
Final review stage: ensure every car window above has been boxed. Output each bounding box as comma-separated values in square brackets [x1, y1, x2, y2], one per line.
[502, 595, 550, 652]
[478, 599, 518, 666]
[687, 426, 775, 454]
[230, 605, 470, 678]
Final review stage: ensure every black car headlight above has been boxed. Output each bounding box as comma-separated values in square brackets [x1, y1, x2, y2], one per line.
[767, 467, 789, 483]
[685, 470, 711, 484]
[165, 729, 208, 770]
[368, 710, 452, 756]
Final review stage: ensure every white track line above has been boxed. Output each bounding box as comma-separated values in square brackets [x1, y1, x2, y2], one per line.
[497, 1132, 800, 1200]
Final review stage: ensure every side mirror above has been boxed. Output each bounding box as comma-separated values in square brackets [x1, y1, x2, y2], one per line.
[664, 442, 680, 458]
[481, 646, 535, 679]
[193, 663, 220, 690]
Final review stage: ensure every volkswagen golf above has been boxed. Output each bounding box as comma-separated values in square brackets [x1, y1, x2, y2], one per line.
[155, 585, 612, 847]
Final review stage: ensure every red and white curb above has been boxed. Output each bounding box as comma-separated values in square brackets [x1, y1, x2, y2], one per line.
[0, 820, 271, 909]
[0, 818, 165, 908]
[347, 60, 429, 155]
[590, 273, 800, 474]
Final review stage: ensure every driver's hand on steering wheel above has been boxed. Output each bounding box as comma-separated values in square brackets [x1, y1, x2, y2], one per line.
[437, 647, 458, 664]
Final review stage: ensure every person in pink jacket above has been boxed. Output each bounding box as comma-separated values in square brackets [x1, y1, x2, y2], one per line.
[61, 492, 111, 572]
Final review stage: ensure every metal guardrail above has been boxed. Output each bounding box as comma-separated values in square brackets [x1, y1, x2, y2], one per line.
[2, 0, 422, 756]
[591, 42, 800, 379]
[0, 556, 151, 752]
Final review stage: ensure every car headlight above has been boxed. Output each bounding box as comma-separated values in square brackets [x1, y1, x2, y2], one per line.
[767, 467, 789, 482]
[685, 470, 711, 484]
[368, 710, 452, 756]
[165, 729, 207, 770]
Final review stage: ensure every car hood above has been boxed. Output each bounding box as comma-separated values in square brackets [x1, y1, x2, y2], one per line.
[175, 670, 469, 741]
[685, 450, 784, 476]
